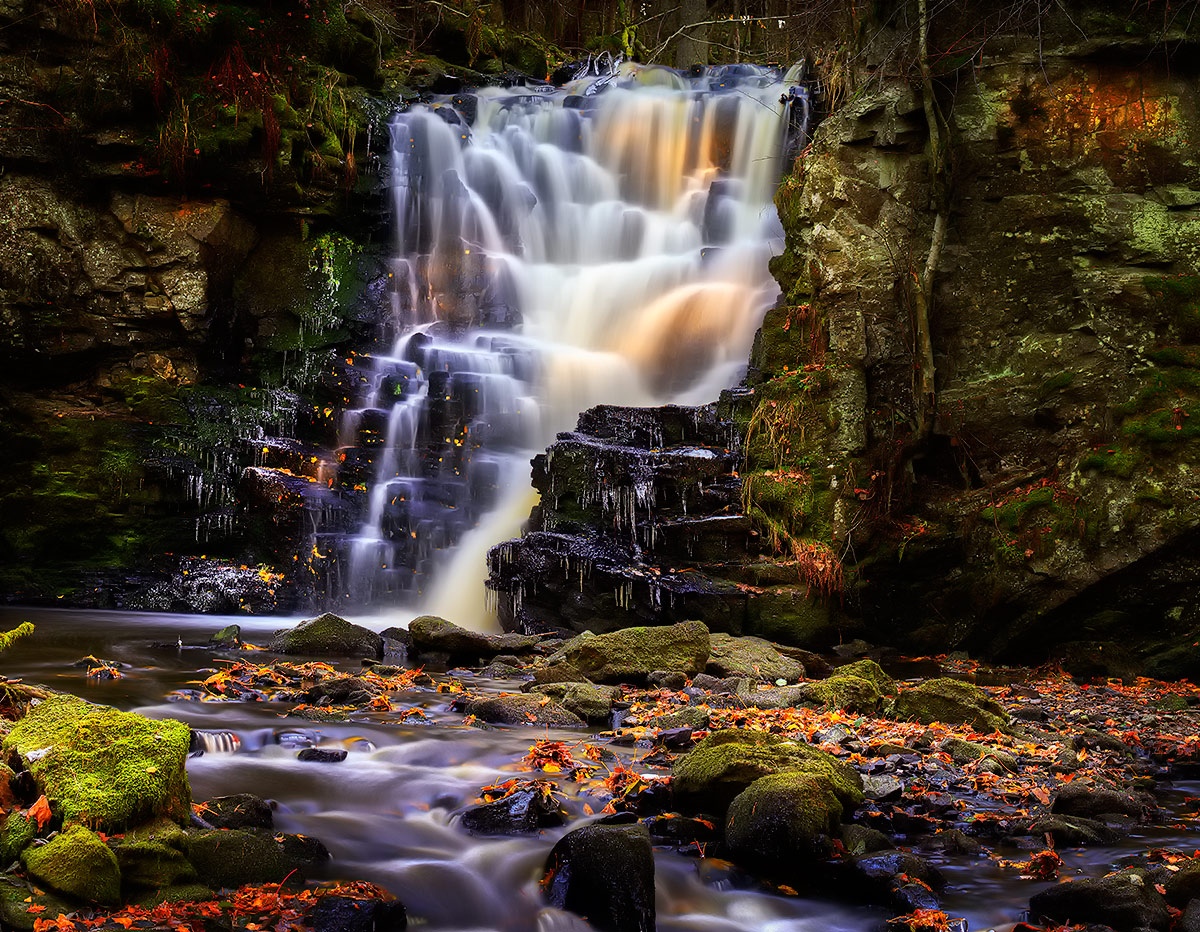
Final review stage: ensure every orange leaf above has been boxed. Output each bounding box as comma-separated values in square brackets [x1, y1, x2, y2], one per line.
[28, 796, 51, 831]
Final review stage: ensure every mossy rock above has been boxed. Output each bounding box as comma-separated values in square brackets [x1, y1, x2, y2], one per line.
[183, 829, 323, 890]
[552, 621, 710, 684]
[528, 683, 619, 725]
[725, 772, 845, 868]
[940, 737, 1018, 772]
[893, 678, 1010, 732]
[705, 633, 805, 683]
[805, 674, 881, 713]
[2, 695, 191, 831]
[0, 878, 72, 932]
[134, 883, 216, 908]
[22, 824, 121, 906]
[834, 659, 896, 696]
[111, 820, 198, 896]
[269, 612, 383, 658]
[0, 812, 37, 863]
[672, 728, 863, 816]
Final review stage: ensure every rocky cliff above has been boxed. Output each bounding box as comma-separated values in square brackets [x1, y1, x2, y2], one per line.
[489, 10, 1200, 678]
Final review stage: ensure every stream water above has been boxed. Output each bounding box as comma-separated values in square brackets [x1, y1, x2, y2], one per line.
[5, 606, 1199, 932]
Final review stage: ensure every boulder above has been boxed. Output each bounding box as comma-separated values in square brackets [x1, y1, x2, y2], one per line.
[543, 823, 655, 932]
[270, 613, 383, 658]
[705, 633, 804, 682]
[184, 829, 328, 890]
[3, 695, 191, 832]
[893, 678, 1010, 731]
[1162, 859, 1200, 907]
[209, 624, 242, 648]
[939, 737, 1018, 773]
[528, 683, 619, 725]
[0, 877, 72, 932]
[0, 812, 35, 863]
[671, 728, 863, 816]
[551, 621, 710, 684]
[1052, 782, 1149, 819]
[450, 694, 585, 728]
[22, 824, 121, 906]
[310, 895, 407, 932]
[1027, 815, 1118, 847]
[198, 794, 274, 830]
[307, 675, 379, 706]
[1030, 870, 1169, 931]
[803, 674, 881, 713]
[834, 659, 897, 695]
[724, 772, 845, 868]
[110, 820, 198, 897]
[407, 616, 539, 663]
[460, 786, 566, 835]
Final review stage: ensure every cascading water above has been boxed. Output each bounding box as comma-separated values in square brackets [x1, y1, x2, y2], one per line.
[324, 61, 811, 620]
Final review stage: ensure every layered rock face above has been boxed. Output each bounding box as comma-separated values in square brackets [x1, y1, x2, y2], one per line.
[491, 21, 1200, 674]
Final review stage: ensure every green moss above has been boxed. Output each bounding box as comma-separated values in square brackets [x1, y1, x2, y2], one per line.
[1147, 345, 1200, 368]
[0, 813, 37, 863]
[672, 728, 863, 816]
[806, 674, 881, 713]
[112, 820, 198, 896]
[893, 678, 1010, 732]
[834, 659, 897, 696]
[724, 772, 844, 865]
[21, 824, 121, 906]
[2, 695, 191, 832]
[0, 623, 34, 652]
[183, 830, 307, 890]
[0, 878, 72, 932]
[1145, 273, 1200, 338]
[133, 883, 216, 908]
[1078, 448, 1141, 478]
[1036, 371, 1075, 398]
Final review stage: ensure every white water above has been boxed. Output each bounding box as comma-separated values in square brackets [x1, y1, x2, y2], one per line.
[331, 62, 803, 625]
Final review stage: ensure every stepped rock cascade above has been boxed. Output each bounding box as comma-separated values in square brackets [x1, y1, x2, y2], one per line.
[321, 63, 807, 616]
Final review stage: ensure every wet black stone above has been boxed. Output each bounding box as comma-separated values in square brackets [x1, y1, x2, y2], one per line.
[298, 748, 348, 763]
[201, 794, 274, 830]
[1030, 872, 1169, 931]
[459, 788, 566, 836]
[543, 824, 655, 932]
[310, 895, 407, 932]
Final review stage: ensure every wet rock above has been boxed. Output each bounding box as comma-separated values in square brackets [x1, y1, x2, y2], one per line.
[803, 674, 881, 713]
[450, 694, 586, 728]
[310, 895, 407, 932]
[408, 615, 539, 664]
[746, 685, 806, 709]
[833, 659, 897, 695]
[379, 627, 411, 656]
[22, 824, 121, 906]
[893, 678, 1010, 731]
[705, 633, 804, 682]
[918, 829, 981, 855]
[0, 812, 36, 863]
[184, 829, 328, 889]
[1182, 901, 1200, 932]
[543, 823, 655, 932]
[1027, 814, 1119, 846]
[647, 670, 689, 690]
[196, 794, 274, 830]
[724, 772, 847, 868]
[209, 624, 242, 648]
[648, 707, 710, 731]
[1030, 870, 1169, 931]
[307, 675, 379, 706]
[529, 683, 619, 725]
[939, 737, 1018, 773]
[841, 823, 895, 856]
[270, 613, 384, 659]
[527, 661, 590, 687]
[460, 786, 566, 835]
[111, 820, 198, 896]
[0, 877, 73, 931]
[550, 621, 710, 684]
[1162, 859, 1200, 907]
[2, 694, 191, 831]
[861, 773, 904, 801]
[478, 655, 529, 678]
[1052, 782, 1149, 819]
[298, 748, 348, 763]
[672, 728, 863, 817]
[642, 814, 717, 846]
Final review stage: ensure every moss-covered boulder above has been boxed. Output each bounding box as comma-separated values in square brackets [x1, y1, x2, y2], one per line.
[528, 682, 619, 725]
[2, 695, 191, 831]
[725, 772, 846, 868]
[22, 824, 121, 906]
[543, 823, 655, 932]
[940, 737, 1018, 773]
[449, 694, 585, 729]
[183, 829, 327, 890]
[0, 812, 36, 863]
[705, 633, 805, 683]
[270, 612, 383, 658]
[408, 615, 539, 663]
[552, 621, 710, 684]
[804, 674, 881, 713]
[672, 729, 863, 816]
[111, 819, 199, 898]
[834, 659, 897, 696]
[0, 877, 72, 932]
[893, 678, 1010, 732]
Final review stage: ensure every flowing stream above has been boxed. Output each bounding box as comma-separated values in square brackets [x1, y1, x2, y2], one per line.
[5, 606, 1200, 932]
[322, 63, 804, 621]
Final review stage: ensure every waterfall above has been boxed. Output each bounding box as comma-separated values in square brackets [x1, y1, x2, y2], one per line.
[323, 61, 810, 621]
